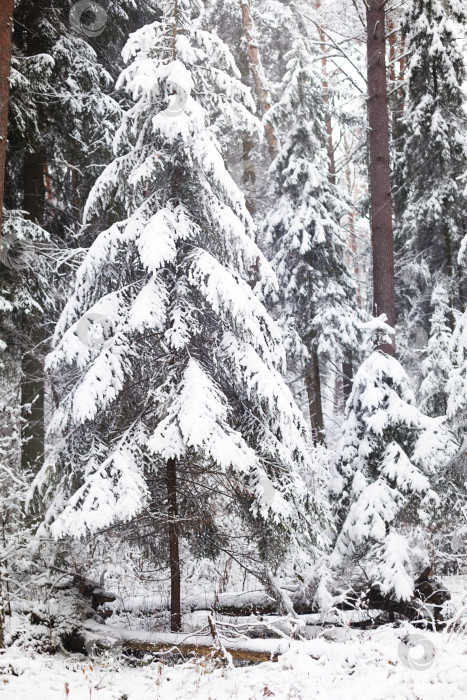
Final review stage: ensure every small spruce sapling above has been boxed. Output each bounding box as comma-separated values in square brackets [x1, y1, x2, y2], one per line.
[330, 317, 437, 602]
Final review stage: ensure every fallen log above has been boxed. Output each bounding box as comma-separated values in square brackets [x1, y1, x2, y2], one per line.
[118, 638, 279, 663]
[82, 620, 284, 664]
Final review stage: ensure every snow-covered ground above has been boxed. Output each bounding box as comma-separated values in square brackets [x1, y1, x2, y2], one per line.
[1, 575, 466, 700]
[1, 622, 466, 699]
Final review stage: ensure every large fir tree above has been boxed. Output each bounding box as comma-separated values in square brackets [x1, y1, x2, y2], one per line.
[30, 0, 327, 629]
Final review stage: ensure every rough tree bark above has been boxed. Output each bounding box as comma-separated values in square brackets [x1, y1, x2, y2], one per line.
[239, 0, 278, 160]
[167, 457, 182, 632]
[20, 2, 46, 472]
[0, 0, 14, 253]
[366, 0, 396, 355]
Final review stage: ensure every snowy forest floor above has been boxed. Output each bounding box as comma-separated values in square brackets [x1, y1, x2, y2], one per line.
[1, 575, 466, 700]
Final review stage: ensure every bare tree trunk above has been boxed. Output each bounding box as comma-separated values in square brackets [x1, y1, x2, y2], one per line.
[21, 6, 46, 471]
[20, 4, 46, 473]
[167, 457, 182, 632]
[305, 340, 325, 445]
[0, 0, 14, 252]
[366, 0, 396, 355]
[239, 0, 278, 160]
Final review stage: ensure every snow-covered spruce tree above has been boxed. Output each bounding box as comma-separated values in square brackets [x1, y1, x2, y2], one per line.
[330, 318, 437, 604]
[264, 36, 360, 444]
[397, 0, 467, 324]
[29, 0, 327, 629]
[419, 281, 454, 417]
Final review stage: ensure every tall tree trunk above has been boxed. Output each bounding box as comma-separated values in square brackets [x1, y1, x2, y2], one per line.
[366, 0, 396, 355]
[20, 3, 47, 472]
[305, 340, 325, 446]
[0, 0, 14, 251]
[21, 153, 46, 473]
[239, 0, 278, 160]
[167, 457, 182, 632]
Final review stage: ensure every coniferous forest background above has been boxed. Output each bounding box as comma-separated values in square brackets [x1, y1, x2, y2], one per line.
[0, 1, 466, 696]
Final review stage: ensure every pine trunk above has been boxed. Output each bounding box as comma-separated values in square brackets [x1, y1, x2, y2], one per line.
[0, 0, 14, 251]
[21, 143, 46, 474]
[20, 3, 47, 473]
[305, 341, 325, 446]
[167, 457, 182, 632]
[366, 0, 396, 355]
